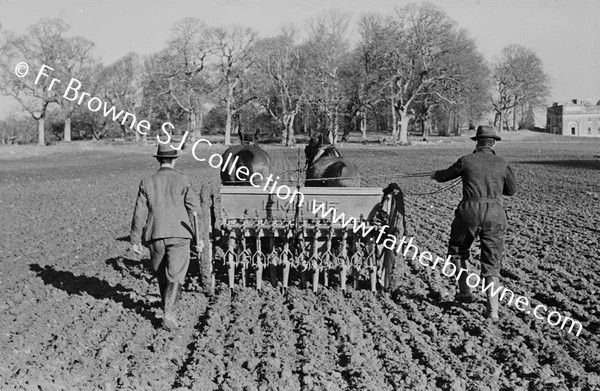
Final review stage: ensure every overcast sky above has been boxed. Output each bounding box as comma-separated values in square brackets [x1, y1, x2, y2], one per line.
[1, 0, 599, 117]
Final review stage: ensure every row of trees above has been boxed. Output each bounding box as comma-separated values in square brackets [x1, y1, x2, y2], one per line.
[0, 2, 550, 146]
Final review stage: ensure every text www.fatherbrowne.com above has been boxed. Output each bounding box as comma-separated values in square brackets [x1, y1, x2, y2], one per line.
[310, 199, 584, 337]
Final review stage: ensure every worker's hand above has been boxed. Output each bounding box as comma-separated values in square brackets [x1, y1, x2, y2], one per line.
[131, 243, 143, 255]
[430, 171, 437, 180]
[373, 210, 389, 226]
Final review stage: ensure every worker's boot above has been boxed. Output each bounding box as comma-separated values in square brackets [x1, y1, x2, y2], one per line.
[484, 276, 500, 322]
[453, 256, 476, 303]
[162, 283, 182, 330]
[158, 282, 167, 308]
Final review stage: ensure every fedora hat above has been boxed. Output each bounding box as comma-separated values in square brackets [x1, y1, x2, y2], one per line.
[471, 125, 501, 141]
[153, 143, 181, 158]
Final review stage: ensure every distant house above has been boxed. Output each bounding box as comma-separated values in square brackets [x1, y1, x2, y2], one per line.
[546, 99, 600, 137]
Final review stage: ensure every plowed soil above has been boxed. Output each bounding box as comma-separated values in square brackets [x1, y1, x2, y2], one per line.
[1, 135, 599, 391]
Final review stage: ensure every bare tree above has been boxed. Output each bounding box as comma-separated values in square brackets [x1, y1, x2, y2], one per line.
[55, 36, 97, 141]
[163, 18, 215, 141]
[252, 27, 304, 146]
[351, 13, 395, 141]
[100, 52, 144, 141]
[414, 28, 490, 136]
[213, 25, 257, 145]
[142, 52, 185, 134]
[359, 3, 479, 144]
[0, 18, 69, 145]
[302, 10, 351, 145]
[491, 44, 550, 132]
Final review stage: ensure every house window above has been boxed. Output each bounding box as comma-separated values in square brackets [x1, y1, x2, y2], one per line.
[572, 127, 576, 135]
[588, 117, 592, 123]
[588, 127, 592, 134]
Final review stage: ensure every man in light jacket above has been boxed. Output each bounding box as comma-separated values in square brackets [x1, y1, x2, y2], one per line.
[131, 143, 202, 330]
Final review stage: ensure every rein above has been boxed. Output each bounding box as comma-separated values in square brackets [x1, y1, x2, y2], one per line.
[302, 172, 461, 196]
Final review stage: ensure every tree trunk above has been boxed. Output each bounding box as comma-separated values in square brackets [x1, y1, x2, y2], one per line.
[232, 114, 240, 136]
[519, 104, 524, 130]
[37, 116, 45, 146]
[453, 111, 459, 135]
[327, 107, 338, 145]
[224, 98, 232, 145]
[232, 113, 240, 136]
[361, 112, 367, 141]
[453, 112, 461, 136]
[198, 110, 204, 135]
[145, 106, 153, 145]
[304, 115, 309, 136]
[512, 107, 517, 131]
[327, 125, 334, 144]
[286, 112, 296, 146]
[281, 125, 286, 145]
[391, 99, 398, 139]
[281, 114, 289, 145]
[64, 116, 72, 142]
[398, 108, 410, 144]
[191, 108, 199, 143]
[503, 110, 510, 132]
[499, 110, 504, 132]
[360, 113, 367, 141]
[333, 105, 339, 145]
[423, 117, 432, 140]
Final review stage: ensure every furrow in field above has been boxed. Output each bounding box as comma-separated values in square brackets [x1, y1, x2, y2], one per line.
[285, 288, 347, 391]
[252, 289, 302, 391]
[172, 288, 235, 390]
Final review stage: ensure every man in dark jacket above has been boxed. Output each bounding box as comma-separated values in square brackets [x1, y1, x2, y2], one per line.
[431, 125, 517, 321]
[131, 143, 202, 330]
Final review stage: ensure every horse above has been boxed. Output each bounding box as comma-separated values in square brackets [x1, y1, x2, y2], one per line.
[221, 129, 271, 186]
[304, 134, 359, 187]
